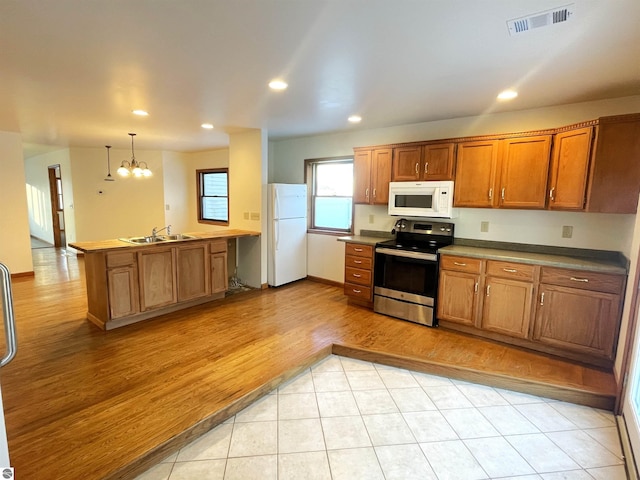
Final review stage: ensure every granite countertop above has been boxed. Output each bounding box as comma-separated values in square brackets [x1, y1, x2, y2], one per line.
[69, 229, 260, 253]
[440, 244, 628, 275]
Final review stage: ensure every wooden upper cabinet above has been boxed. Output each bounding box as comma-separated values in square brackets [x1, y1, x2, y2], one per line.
[354, 147, 391, 205]
[353, 149, 372, 204]
[423, 143, 455, 180]
[499, 135, 552, 209]
[587, 114, 640, 214]
[392, 146, 422, 181]
[392, 143, 455, 182]
[371, 148, 392, 205]
[548, 127, 593, 210]
[453, 140, 500, 207]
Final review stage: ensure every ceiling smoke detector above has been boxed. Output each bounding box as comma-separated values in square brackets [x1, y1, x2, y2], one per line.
[507, 4, 575, 36]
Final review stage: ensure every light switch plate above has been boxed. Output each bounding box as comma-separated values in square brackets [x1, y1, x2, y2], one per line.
[480, 221, 489, 233]
[562, 225, 573, 238]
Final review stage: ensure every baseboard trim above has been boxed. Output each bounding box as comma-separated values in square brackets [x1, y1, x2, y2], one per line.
[306, 276, 343, 288]
[10, 271, 35, 279]
[619, 414, 638, 479]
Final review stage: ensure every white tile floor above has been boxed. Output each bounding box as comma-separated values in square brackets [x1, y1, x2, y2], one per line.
[135, 355, 627, 480]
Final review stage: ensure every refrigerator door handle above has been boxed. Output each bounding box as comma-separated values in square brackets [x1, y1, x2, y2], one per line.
[0, 263, 17, 367]
[274, 188, 280, 220]
[274, 220, 279, 251]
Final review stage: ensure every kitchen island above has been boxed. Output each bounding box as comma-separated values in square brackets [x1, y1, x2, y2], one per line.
[70, 230, 260, 330]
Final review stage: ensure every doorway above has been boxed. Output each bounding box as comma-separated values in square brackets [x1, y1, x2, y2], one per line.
[48, 165, 66, 248]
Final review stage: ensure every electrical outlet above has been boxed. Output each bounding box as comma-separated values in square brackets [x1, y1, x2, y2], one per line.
[480, 221, 489, 233]
[165, 204, 170, 211]
[243, 212, 249, 220]
[562, 225, 573, 238]
[250, 212, 260, 221]
[369, 214, 375, 224]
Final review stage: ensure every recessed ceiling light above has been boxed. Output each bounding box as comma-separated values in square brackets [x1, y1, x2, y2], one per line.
[132, 109, 149, 116]
[497, 90, 518, 100]
[201, 123, 214, 130]
[348, 115, 362, 123]
[268, 80, 288, 91]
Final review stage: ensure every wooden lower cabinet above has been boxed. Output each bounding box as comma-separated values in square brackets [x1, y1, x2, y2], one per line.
[438, 254, 625, 367]
[138, 248, 177, 311]
[107, 266, 139, 319]
[176, 243, 210, 302]
[481, 276, 534, 338]
[533, 285, 620, 359]
[344, 243, 374, 303]
[437, 255, 483, 326]
[210, 239, 228, 294]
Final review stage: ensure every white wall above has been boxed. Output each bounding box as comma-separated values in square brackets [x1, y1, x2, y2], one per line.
[69, 147, 166, 242]
[24, 148, 75, 244]
[0, 131, 33, 274]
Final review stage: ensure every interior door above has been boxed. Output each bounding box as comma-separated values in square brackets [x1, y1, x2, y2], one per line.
[48, 165, 66, 248]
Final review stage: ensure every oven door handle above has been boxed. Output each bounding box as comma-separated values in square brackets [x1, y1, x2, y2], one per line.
[375, 247, 437, 262]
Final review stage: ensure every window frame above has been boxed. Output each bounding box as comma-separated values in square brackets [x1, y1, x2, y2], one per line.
[197, 168, 230, 226]
[304, 156, 354, 235]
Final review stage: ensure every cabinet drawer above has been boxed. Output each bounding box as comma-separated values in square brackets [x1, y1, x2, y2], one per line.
[345, 243, 373, 258]
[345, 267, 372, 286]
[541, 267, 625, 294]
[345, 255, 372, 270]
[440, 255, 482, 274]
[344, 283, 372, 301]
[486, 260, 537, 281]
[210, 239, 227, 253]
[106, 251, 136, 268]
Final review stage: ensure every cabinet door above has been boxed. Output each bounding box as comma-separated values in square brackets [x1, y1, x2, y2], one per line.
[548, 127, 593, 210]
[587, 114, 640, 213]
[454, 140, 500, 207]
[499, 135, 551, 209]
[481, 277, 533, 338]
[392, 146, 422, 181]
[107, 266, 139, 319]
[371, 148, 392, 205]
[423, 143, 455, 180]
[353, 150, 372, 204]
[437, 270, 481, 326]
[534, 285, 621, 359]
[176, 243, 210, 302]
[211, 251, 228, 294]
[138, 248, 177, 311]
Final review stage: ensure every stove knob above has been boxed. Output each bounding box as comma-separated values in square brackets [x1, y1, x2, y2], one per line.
[440, 227, 446, 231]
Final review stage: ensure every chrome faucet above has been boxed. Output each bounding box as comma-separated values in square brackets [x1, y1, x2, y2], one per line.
[151, 225, 171, 239]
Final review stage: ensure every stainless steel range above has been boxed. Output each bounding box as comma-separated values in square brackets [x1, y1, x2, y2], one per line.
[373, 218, 454, 327]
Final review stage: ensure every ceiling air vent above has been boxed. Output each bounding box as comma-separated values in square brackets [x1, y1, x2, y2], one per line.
[507, 4, 575, 36]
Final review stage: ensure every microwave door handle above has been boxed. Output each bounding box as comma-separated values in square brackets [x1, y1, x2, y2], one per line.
[432, 187, 440, 212]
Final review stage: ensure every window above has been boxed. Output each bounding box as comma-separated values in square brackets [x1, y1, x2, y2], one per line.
[197, 168, 229, 225]
[305, 157, 353, 233]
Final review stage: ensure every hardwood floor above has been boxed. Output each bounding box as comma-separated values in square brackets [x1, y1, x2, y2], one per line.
[2, 248, 617, 479]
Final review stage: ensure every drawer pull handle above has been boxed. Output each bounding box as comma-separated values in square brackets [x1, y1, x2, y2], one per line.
[353, 289, 361, 294]
[353, 260, 362, 264]
[570, 277, 589, 283]
[454, 262, 467, 266]
[354, 248, 363, 252]
[503, 268, 517, 273]
[352, 273, 362, 278]
[540, 292, 545, 305]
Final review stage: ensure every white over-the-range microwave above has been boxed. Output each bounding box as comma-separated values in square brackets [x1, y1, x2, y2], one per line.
[388, 180, 455, 218]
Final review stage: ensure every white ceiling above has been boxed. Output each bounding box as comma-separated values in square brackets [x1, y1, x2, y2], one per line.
[1, 0, 639, 157]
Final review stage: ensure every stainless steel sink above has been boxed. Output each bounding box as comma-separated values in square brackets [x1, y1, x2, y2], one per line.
[119, 236, 167, 244]
[159, 234, 196, 241]
[119, 234, 197, 244]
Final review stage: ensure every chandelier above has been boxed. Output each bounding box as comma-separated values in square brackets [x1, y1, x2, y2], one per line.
[117, 133, 152, 178]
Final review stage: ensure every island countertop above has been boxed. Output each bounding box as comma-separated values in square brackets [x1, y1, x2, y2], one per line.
[69, 229, 260, 253]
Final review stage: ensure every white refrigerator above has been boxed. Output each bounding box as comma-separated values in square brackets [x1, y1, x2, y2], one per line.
[267, 184, 308, 287]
